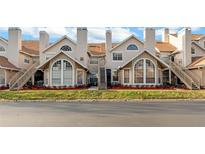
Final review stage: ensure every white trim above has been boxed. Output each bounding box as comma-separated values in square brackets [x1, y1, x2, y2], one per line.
[76, 68, 84, 85]
[50, 59, 75, 87]
[132, 58, 157, 85]
[111, 69, 119, 83]
[122, 68, 131, 85]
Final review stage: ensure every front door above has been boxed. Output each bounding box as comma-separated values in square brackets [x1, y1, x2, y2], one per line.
[106, 69, 111, 87]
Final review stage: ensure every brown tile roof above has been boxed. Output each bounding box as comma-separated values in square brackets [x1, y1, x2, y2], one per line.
[155, 42, 177, 53]
[88, 43, 118, 55]
[21, 40, 39, 56]
[192, 56, 203, 63]
[0, 56, 18, 70]
[170, 33, 177, 37]
[192, 34, 205, 41]
[189, 56, 205, 68]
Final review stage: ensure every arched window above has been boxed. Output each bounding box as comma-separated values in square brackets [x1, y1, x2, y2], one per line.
[134, 59, 144, 83]
[63, 60, 73, 85]
[60, 45, 72, 51]
[52, 60, 61, 85]
[134, 59, 156, 84]
[146, 59, 155, 83]
[52, 60, 73, 86]
[0, 69, 5, 85]
[0, 46, 5, 52]
[127, 44, 138, 50]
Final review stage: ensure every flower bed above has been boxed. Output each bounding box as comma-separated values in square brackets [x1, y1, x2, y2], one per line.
[108, 85, 178, 90]
[23, 85, 88, 90]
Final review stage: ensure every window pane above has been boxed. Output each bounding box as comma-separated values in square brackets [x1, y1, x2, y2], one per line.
[63, 60, 73, 85]
[134, 59, 144, 83]
[127, 44, 138, 50]
[146, 59, 155, 83]
[90, 57, 98, 64]
[60, 45, 72, 51]
[52, 61, 61, 85]
[124, 69, 129, 83]
[113, 53, 122, 61]
[0, 69, 5, 85]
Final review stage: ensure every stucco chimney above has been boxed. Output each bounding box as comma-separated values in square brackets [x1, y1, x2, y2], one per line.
[162, 28, 169, 42]
[7, 27, 22, 67]
[106, 30, 112, 51]
[39, 31, 49, 64]
[144, 28, 156, 54]
[182, 28, 192, 67]
[77, 27, 88, 65]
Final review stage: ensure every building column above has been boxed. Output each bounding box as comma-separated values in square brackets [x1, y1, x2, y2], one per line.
[169, 68, 171, 85]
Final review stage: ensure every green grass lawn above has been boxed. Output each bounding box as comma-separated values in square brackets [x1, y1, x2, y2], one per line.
[1, 89, 205, 100]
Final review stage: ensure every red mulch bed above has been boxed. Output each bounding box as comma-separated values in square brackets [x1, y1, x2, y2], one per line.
[108, 85, 181, 90]
[0, 86, 9, 90]
[22, 85, 89, 90]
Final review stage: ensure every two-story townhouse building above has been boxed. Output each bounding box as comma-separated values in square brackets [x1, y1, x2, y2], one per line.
[1, 27, 205, 90]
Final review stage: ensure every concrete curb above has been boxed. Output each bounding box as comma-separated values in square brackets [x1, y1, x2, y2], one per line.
[0, 99, 205, 103]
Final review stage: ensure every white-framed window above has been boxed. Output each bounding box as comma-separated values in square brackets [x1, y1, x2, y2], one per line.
[112, 70, 118, 82]
[0, 69, 5, 85]
[51, 60, 73, 86]
[191, 48, 196, 55]
[63, 61, 73, 85]
[90, 57, 98, 64]
[52, 60, 61, 85]
[123, 69, 130, 84]
[127, 44, 138, 50]
[113, 53, 122, 61]
[77, 69, 84, 85]
[133, 59, 156, 84]
[24, 59, 30, 64]
[60, 45, 72, 51]
[0, 45, 5, 52]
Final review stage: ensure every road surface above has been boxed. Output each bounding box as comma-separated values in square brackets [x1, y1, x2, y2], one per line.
[0, 100, 205, 126]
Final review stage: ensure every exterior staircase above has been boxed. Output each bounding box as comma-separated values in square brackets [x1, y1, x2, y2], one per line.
[169, 61, 200, 89]
[9, 60, 40, 90]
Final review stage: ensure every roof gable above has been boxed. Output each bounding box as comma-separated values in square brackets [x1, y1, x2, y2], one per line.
[119, 50, 169, 69]
[42, 35, 77, 53]
[38, 51, 87, 70]
[110, 35, 143, 52]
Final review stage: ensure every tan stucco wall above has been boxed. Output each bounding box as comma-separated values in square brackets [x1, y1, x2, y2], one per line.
[106, 37, 144, 70]
[19, 53, 35, 69]
[43, 38, 88, 67]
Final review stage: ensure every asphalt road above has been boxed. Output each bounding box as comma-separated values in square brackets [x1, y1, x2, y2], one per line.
[0, 100, 205, 126]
